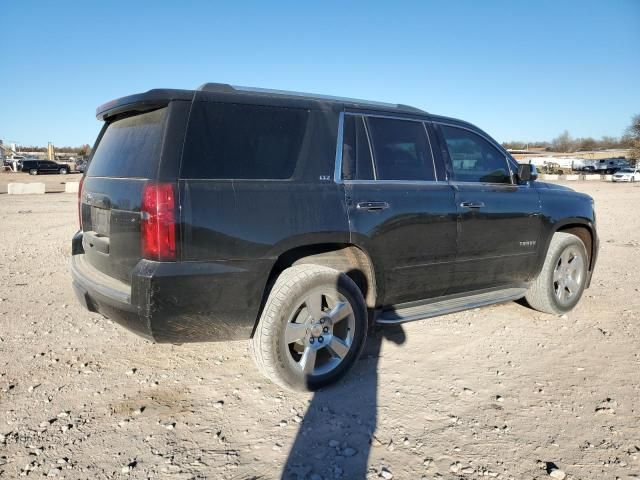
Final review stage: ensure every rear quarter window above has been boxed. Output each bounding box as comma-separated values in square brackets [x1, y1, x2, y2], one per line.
[181, 102, 309, 179]
[87, 107, 167, 178]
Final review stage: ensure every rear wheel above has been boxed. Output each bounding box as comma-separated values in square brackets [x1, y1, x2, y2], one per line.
[250, 265, 367, 391]
[29, 169, 38, 175]
[524, 232, 588, 314]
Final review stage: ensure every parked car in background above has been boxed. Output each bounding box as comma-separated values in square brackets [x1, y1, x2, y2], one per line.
[612, 168, 640, 183]
[4, 155, 25, 170]
[596, 158, 630, 174]
[20, 159, 70, 175]
[571, 158, 597, 172]
[76, 160, 88, 173]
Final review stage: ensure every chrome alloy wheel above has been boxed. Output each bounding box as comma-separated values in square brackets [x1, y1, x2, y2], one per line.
[284, 289, 356, 377]
[553, 246, 585, 305]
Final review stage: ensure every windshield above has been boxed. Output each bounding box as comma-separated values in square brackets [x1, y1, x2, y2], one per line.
[620, 168, 634, 173]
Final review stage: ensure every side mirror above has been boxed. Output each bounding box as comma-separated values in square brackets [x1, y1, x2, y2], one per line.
[517, 163, 538, 183]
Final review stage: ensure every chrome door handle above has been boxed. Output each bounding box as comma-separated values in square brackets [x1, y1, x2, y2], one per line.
[460, 201, 485, 209]
[356, 201, 390, 211]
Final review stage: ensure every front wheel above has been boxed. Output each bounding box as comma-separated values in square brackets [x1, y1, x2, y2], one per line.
[29, 169, 38, 175]
[524, 232, 588, 314]
[250, 265, 368, 391]
[59, 168, 68, 174]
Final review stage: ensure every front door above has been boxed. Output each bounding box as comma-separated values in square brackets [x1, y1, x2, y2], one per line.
[436, 123, 542, 294]
[41, 161, 56, 173]
[341, 113, 458, 306]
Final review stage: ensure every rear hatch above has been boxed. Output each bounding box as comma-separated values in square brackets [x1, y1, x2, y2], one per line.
[81, 97, 190, 284]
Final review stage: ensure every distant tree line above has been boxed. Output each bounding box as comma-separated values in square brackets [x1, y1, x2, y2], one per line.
[17, 144, 92, 156]
[503, 115, 640, 157]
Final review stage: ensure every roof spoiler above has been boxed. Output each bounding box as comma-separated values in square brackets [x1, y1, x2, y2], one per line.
[96, 89, 194, 121]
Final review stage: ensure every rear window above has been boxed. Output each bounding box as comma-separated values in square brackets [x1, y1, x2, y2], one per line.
[87, 107, 167, 178]
[181, 102, 309, 179]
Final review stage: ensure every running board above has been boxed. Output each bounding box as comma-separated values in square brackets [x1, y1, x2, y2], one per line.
[376, 287, 527, 325]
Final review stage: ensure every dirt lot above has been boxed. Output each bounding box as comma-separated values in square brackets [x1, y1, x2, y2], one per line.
[0, 182, 638, 480]
[0, 171, 82, 194]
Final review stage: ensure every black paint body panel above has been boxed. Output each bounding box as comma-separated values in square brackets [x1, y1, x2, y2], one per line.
[71, 86, 599, 344]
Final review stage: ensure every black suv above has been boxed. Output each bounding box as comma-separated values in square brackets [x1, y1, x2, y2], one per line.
[71, 84, 598, 390]
[21, 159, 70, 175]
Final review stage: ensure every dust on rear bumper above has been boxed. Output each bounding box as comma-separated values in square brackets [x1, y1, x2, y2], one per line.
[70, 233, 272, 343]
[70, 254, 153, 340]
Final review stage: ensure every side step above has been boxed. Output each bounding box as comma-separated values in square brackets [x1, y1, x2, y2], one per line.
[376, 287, 527, 325]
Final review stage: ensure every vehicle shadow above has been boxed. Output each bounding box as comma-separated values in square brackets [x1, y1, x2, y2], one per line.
[281, 323, 406, 480]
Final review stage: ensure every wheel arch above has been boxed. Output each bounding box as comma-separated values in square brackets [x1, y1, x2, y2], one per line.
[271, 243, 377, 308]
[252, 243, 379, 337]
[553, 221, 596, 271]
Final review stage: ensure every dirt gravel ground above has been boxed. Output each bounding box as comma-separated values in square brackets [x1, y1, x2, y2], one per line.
[0, 182, 638, 480]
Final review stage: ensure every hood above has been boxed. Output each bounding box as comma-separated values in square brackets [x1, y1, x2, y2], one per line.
[534, 181, 575, 192]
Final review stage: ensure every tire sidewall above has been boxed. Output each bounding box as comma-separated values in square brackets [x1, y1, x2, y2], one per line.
[268, 270, 367, 391]
[545, 236, 588, 313]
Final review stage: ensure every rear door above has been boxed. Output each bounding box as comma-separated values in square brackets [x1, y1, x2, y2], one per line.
[435, 123, 542, 293]
[342, 113, 457, 306]
[81, 101, 189, 284]
[38, 161, 51, 172]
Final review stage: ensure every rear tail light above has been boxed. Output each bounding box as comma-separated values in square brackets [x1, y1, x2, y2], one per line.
[78, 176, 84, 229]
[141, 182, 177, 261]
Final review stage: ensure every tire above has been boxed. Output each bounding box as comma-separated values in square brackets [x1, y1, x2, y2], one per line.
[29, 169, 38, 175]
[524, 232, 589, 314]
[250, 264, 368, 391]
[59, 168, 68, 174]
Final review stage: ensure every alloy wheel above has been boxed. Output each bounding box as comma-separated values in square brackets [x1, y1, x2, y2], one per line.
[553, 246, 585, 305]
[284, 289, 355, 377]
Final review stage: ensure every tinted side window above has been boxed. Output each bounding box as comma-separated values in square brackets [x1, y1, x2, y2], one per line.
[440, 125, 511, 184]
[182, 102, 309, 179]
[366, 117, 435, 181]
[341, 114, 374, 180]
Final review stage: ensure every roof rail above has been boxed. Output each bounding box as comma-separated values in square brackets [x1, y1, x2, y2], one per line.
[197, 83, 426, 113]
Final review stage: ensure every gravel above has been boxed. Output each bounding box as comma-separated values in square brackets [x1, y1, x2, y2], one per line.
[0, 183, 639, 478]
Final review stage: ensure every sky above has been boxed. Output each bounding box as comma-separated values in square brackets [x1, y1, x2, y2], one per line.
[1, 0, 639, 147]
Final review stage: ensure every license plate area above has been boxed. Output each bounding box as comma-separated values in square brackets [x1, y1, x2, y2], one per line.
[91, 207, 111, 237]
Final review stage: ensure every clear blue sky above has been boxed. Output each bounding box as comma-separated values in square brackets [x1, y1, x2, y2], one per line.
[1, 0, 638, 147]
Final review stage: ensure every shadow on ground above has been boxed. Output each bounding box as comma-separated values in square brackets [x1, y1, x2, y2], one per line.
[282, 325, 406, 480]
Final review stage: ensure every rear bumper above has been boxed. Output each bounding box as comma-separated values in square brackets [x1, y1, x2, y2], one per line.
[70, 232, 271, 343]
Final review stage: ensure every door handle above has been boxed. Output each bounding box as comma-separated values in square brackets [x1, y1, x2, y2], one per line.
[460, 201, 485, 209]
[356, 201, 390, 211]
